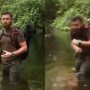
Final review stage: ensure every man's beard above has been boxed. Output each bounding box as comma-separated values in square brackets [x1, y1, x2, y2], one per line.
[72, 27, 82, 32]
[2, 23, 12, 29]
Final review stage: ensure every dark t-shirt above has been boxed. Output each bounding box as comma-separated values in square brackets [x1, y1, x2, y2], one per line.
[70, 27, 90, 57]
[0, 28, 25, 62]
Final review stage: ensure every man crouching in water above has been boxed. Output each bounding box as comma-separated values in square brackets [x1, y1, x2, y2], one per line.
[0, 12, 27, 83]
[70, 16, 90, 82]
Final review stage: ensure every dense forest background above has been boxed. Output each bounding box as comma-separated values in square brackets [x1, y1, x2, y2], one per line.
[0, 0, 45, 31]
[46, 0, 90, 31]
[2, 0, 90, 33]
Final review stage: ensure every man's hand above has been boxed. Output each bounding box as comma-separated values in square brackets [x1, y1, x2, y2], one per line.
[71, 40, 83, 54]
[1, 50, 12, 61]
[72, 39, 79, 45]
[74, 46, 83, 54]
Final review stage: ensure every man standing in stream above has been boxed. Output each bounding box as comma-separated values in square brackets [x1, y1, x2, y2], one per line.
[0, 12, 27, 83]
[70, 16, 90, 82]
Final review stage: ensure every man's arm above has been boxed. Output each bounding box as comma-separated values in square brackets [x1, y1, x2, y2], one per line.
[1, 41, 27, 61]
[79, 40, 90, 47]
[72, 29, 90, 47]
[72, 39, 90, 47]
[13, 41, 27, 56]
[71, 40, 83, 54]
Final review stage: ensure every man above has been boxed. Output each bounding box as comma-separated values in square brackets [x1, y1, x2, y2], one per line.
[0, 12, 27, 82]
[70, 16, 90, 81]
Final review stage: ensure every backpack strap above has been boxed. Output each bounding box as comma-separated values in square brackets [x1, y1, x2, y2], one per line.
[10, 28, 20, 49]
[11, 28, 25, 61]
[0, 29, 5, 39]
[0, 29, 5, 58]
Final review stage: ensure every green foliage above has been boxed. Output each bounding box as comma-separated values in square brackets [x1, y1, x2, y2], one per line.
[52, 0, 90, 31]
[0, 0, 44, 30]
[52, 8, 78, 30]
[57, 0, 76, 16]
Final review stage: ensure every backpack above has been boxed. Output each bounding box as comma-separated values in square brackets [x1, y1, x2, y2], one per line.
[12, 28, 30, 60]
[18, 24, 35, 60]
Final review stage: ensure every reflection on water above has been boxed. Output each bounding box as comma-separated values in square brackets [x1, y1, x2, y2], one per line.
[45, 31, 90, 90]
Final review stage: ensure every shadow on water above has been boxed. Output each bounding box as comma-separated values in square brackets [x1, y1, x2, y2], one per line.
[45, 31, 90, 90]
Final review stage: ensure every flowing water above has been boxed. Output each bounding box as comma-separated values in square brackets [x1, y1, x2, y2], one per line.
[45, 31, 90, 90]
